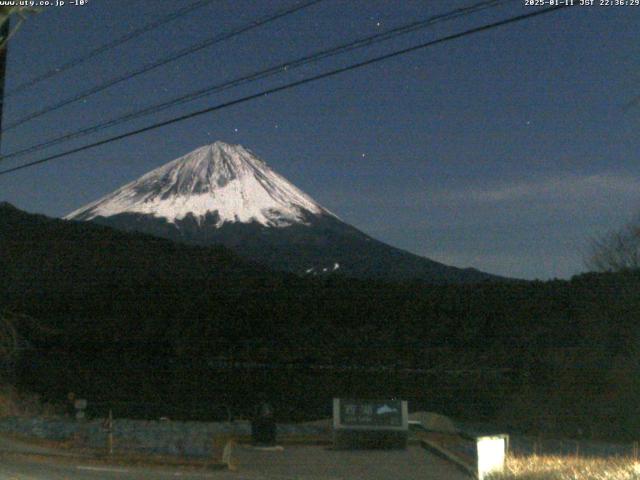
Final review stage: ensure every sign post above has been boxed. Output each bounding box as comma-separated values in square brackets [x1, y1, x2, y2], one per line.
[74, 398, 87, 421]
[72, 398, 88, 447]
[333, 398, 409, 449]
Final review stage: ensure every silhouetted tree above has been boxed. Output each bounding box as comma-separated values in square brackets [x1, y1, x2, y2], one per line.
[587, 217, 640, 272]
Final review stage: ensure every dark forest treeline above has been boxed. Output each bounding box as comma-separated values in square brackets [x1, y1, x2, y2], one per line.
[1, 203, 639, 439]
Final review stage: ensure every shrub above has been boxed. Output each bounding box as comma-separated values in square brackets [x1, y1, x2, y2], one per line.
[0, 385, 60, 417]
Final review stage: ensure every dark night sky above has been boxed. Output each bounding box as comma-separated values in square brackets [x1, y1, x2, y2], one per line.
[1, 0, 639, 280]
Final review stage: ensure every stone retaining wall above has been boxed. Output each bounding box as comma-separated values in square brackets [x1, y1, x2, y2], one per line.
[0, 416, 330, 457]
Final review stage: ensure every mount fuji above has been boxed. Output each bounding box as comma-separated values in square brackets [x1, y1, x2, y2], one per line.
[66, 141, 500, 283]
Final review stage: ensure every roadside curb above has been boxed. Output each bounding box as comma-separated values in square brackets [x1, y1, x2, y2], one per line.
[420, 438, 477, 478]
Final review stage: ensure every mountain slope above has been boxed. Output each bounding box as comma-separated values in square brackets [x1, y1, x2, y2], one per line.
[67, 141, 330, 227]
[0, 201, 269, 320]
[66, 141, 503, 283]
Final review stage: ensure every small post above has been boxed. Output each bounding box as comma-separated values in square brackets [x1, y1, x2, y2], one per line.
[505, 435, 510, 460]
[108, 409, 114, 455]
[222, 438, 237, 471]
[575, 440, 579, 458]
[103, 409, 114, 455]
[633, 441, 638, 460]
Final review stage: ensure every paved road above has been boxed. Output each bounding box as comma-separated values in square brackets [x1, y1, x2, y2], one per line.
[0, 453, 224, 479]
[0, 435, 472, 479]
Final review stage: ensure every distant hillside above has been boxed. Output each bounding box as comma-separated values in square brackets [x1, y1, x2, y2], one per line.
[2, 203, 640, 440]
[65, 141, 505, 284]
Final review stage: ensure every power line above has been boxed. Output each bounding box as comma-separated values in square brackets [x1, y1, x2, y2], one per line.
[0, 5, 571, 178]
[0, 0, 514, 163]
[2, 0, 324, 131]
[5, 0, 217, 98]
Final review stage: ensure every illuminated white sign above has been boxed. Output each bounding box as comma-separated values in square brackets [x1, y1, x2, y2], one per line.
[477, 435, 507, 480]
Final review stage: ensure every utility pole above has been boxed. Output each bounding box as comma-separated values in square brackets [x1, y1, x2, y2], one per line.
[0, 7, 38, 153]
[0, 18, 9, 153]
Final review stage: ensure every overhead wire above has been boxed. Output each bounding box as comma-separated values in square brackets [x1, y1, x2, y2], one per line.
[2, 0, 325, 131]
[5, 0, 218, 98]
[0, 5, 571, 178]
[0, 0, 515, 163]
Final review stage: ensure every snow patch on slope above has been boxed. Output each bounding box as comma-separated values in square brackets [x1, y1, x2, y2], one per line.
[304, 262, 340, 275]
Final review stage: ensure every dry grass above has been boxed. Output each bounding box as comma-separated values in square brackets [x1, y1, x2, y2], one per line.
[489, 455, 640, 480]
[0, 385, 60, 417]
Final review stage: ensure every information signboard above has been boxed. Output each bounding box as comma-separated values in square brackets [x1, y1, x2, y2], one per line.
[335, 399, 407, 430]
[333, 398, 409, 449]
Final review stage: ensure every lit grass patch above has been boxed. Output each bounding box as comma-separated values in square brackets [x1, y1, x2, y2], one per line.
[489, 455, 640, 480]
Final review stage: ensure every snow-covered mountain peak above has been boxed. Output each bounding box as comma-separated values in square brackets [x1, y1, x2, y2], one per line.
[65, 141, 333, 227]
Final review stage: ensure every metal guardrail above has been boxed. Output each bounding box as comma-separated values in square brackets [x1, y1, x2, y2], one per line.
[87, 401, 234, 422]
